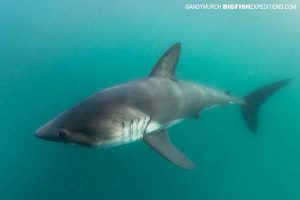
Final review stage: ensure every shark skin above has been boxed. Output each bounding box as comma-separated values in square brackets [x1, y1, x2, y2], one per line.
[35, 43, 291, 170]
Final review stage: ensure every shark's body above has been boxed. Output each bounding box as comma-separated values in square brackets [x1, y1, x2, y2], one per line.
[36, 43, 290, 169]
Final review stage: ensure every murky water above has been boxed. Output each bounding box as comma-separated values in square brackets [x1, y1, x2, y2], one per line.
[0, 0, 299, 199]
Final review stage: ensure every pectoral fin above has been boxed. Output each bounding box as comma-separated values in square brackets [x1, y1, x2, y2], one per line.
[143, 130, 196, 170]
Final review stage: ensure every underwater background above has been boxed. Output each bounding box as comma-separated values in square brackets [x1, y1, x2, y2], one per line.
[0, 0, 299, 199]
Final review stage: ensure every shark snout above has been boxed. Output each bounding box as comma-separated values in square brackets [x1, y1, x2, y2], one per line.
[35, 122, 60, 142]
[35, 126, 54, 140]
[35, 128, 44, 138]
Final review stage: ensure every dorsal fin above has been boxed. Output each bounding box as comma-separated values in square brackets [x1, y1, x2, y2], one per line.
[149, 42, 181, 79]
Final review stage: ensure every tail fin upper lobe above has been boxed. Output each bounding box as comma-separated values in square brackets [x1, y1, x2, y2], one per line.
[241, 79, 291, 133]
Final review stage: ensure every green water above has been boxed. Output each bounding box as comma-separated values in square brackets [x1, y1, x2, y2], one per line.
[1, 0, 300, 199]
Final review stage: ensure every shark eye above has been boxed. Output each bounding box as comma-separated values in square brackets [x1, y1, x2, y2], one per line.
[58, 129, 67, 140]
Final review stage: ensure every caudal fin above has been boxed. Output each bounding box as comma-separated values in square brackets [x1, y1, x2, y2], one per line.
[241, 79, 291, 133]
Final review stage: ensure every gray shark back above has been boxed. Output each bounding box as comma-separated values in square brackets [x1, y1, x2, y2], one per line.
[97, 77, 240, 128]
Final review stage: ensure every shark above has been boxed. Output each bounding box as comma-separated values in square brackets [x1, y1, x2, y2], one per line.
[35, 42, 291, 169]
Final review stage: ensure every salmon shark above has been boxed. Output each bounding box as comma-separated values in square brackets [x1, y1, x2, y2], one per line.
[35, 43, 291, 169]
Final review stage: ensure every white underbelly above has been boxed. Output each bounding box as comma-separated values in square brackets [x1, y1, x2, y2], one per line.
[96, 117, 184, 148]
[145, 118, 184, 134]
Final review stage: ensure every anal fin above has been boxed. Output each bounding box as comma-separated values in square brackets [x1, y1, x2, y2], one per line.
[143, 130, 196, 170]
[192, 113, 200, 118]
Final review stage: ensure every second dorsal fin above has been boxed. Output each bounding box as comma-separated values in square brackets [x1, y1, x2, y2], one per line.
[149, 42, 181, 79]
